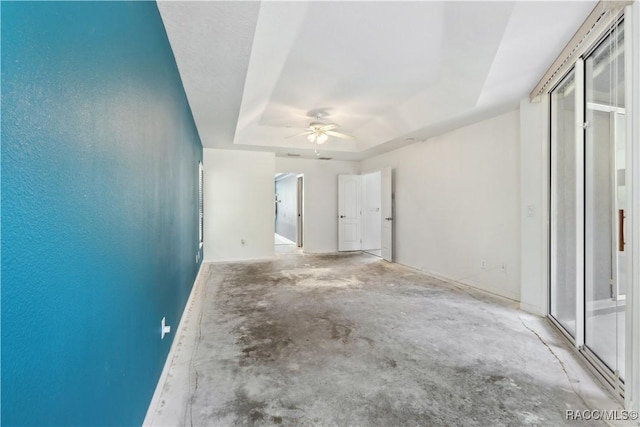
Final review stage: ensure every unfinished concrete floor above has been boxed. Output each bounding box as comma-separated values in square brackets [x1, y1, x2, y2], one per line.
[146, 252, 624, 426]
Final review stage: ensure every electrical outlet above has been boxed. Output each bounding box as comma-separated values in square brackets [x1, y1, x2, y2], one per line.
[501, 263, 507, 273]
[241, 239, 246, 246]
[481, 260, 487, 269]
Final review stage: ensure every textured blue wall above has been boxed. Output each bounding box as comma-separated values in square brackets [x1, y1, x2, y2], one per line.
[1, 2, 203, 425]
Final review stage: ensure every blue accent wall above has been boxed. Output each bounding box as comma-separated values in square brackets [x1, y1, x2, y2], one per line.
[1, 2, 203, 425]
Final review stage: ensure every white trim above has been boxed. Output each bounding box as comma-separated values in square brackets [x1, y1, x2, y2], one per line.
[520, 302, 546, 317]
[205, 255, 276, 264]
[549, 92, 558, 320]
[143, 262, 206, 426]
[540, 94, 551, 319]
[395, 262, 521, 306]
[198, 161, 204, 247]
[586, 101, 626, 114]
[549, 92, 559, 320]
[575, 58, 586, 349]
[625, 2, 640, 414]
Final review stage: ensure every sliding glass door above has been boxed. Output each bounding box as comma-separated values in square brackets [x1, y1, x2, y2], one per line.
[550, 22, 626, 387]
[584, 24, 626, 381]
[550, 69, 578, 338]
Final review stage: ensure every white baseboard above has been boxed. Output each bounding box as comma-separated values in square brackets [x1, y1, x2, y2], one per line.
[519, 301, 547, 317]
[142, 262, 205, 426]
[204, 255, 276, 263]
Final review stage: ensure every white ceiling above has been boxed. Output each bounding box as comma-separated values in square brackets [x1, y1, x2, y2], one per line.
[158, 1, 597, 160]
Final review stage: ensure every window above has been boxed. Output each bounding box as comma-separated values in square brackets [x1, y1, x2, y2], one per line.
[199, 161, 203, 246]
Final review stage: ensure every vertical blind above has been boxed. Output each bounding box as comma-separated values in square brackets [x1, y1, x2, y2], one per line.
[530, 0, 631, 101]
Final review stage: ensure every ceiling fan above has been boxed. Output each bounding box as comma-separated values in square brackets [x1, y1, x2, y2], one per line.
[287, 117, 354, 145]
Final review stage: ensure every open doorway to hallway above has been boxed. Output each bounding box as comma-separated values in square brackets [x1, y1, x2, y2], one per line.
[275, 172, 303, 254]
[362, 171, 382, 257]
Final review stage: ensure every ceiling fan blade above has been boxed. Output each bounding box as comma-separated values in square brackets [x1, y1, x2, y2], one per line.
[285, 130, 313, 139]
[326, 130, 355, 140]
[319, 123, 338, 131]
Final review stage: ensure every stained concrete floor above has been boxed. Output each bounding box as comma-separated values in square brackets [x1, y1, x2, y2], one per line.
[146, 252, 625, 426]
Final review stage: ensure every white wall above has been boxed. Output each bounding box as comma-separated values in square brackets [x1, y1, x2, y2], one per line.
[203, 149, 275, 261]
[519, 97, 550, 315]
[276, 157, 360, 253]
[362, 110, 522, 301]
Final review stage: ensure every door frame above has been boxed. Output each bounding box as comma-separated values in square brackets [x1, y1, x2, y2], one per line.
[340, 169, 393, 261]
[381, 167, 393, 262]
[274, 171, 304, 250]
[296, 175, 303, 248]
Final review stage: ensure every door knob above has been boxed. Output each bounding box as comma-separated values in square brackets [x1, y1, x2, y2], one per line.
[385, 217, 393, 221]
[340, 215, 346, 218]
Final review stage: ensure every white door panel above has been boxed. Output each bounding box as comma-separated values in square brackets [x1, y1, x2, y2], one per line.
[338, 175, 362, 251]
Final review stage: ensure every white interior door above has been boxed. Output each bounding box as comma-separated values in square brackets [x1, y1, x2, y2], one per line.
[338, 175, 362, 251]
[381, 167, 393, 261]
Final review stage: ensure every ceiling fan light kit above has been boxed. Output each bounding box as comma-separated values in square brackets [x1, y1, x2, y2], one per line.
[307, 131, 328, 145]
[287, 114, 354, 153]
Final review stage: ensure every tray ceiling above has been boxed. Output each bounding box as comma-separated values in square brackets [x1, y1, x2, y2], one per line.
[158, 1, 597, 160]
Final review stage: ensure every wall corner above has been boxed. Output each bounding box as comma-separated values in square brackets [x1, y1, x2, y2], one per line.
[519, 96, 550, 317]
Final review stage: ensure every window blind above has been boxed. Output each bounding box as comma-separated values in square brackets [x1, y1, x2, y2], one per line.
[530, 0, 631, 101]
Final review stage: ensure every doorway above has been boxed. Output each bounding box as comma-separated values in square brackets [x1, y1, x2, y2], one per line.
[338, 168, 393, 261]
[362, 171, 382, 257]
[550, 20, 627, 391]
[275, 173, 303, 254]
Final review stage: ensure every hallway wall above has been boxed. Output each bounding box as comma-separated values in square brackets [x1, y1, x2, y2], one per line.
[276, 157, 360, 253]
[1, 3, 203, 426]
[201, 154, 357, 261]
[203, 149, 275, 261]
[362, 110, 522, 301]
